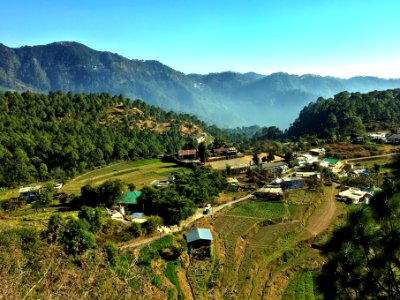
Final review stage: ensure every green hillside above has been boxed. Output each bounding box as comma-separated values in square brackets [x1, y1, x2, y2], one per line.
[287, 89, 400, 138]
[0, 91, 205, 187]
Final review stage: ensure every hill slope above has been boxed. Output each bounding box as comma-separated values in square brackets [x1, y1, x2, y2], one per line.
[0, 91, 205, 187]
[2, 42, 400, 128]
[287, 89, 400, 138]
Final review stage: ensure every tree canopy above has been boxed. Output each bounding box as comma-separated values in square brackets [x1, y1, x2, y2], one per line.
[287, 89, 400, 138]
[318, 180, 400, 299]
[0, 91, 207, 187]
[138, 167, 226, 225]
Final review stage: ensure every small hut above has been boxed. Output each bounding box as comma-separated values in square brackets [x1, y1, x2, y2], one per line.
[186, 228, 213, 248]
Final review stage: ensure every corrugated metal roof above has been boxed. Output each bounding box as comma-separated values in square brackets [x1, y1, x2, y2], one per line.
[117, 191, 142, 205]
[186, 228, 213, 243]
[323, 157, 341, 164]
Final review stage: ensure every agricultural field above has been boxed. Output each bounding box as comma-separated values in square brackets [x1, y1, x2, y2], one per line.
[205, 185, 337, 300]
[61, 159, 189, 194]
[225, 200, 303, 221]
[282, 271, 321, 300]
[211, 199, 306, 299]
[0, 187, 19, 201]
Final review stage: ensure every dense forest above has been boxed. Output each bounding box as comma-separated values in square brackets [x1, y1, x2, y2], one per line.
[287, 89, 400, 138]
[0, 91, 207, 187]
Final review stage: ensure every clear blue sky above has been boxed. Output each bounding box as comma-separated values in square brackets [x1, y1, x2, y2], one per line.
[1, 0, 400, 78]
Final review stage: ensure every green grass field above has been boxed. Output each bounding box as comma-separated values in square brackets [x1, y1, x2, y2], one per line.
[282, 271, 320, 300]
[0, 188, 19, 201]
[225, 200, 302, 220]
[61, 159, 189, 194]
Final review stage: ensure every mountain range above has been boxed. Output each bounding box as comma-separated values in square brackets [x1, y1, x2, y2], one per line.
[1, 41, 400, 129]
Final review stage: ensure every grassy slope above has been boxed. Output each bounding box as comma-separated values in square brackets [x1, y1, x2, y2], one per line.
[61, 159, 188, 194]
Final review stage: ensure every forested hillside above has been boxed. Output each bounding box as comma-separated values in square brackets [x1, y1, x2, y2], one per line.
[0, 91, 206, 187]
[287, 89, 400, 138]
[2, 42, 400, 128]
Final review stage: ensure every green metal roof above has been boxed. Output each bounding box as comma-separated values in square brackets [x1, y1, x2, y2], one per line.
[117, 191, 142, 205]
[323, 157, 341, 164]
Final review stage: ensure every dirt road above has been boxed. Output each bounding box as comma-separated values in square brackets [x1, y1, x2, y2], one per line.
[300, 183, 344, 240]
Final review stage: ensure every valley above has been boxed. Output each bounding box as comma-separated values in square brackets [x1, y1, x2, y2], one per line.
[1, 87, 400, 299]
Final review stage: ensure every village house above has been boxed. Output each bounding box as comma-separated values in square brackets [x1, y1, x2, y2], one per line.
[386, 133, 400, 144]
[229, 163, 250, 174]
[226, 177, 239, 191]
[350, 169, 370, 177]
[294, 154, 318, 166]
[186, 228, 213, 249]
[367, 132, 387, 143]
[309, 148, 326, 157]
[320, 157, 343, 172]
[274, 177, 305, 189]
[295, 171, 322, 183]
[19, 185, 42, 202]
[177, 149, 197, 160]
[211, 147, 238, 157]
[337, 188, 371, 204]
[117, 191, 142, 212]
[254, 187, 283, 199]
[151, 175, 175, 189]
[258, 161, 288, 175]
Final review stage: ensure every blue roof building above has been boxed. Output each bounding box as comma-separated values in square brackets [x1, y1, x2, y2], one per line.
[186, 228, 213, 248]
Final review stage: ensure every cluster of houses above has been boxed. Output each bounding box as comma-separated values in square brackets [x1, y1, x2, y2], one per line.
[352, 130, 400, 144]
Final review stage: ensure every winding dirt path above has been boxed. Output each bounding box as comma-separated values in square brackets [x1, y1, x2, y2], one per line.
[299, 183, 344, 240]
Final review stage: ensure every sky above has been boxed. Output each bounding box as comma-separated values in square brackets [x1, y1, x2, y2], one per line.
[1, 0, 400, 78]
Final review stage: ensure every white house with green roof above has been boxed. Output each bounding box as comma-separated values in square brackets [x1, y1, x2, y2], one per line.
[320, 157, 343, 172]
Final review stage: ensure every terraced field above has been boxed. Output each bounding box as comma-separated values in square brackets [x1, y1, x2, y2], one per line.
[205, 186, 342, 300]
[61, 159, 188, 194]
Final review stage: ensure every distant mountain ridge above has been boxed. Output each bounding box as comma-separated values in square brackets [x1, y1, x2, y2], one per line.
[1, 41, 400, 128]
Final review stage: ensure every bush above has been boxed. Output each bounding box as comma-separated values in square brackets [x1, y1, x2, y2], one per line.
[127, 222, 142, 238]
[103, 242, 118, 266]
[60, 218, 96, 255]
[45, 213, 66, 243]
[78, 206, 106, 232]
[142, 216, 163, 235]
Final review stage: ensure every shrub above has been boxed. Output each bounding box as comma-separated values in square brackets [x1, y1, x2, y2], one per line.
[142, 216, 163, 235]
[78, 206, 106, 232]
[60, 218, 96, 255]
[103, 241, 118, 266]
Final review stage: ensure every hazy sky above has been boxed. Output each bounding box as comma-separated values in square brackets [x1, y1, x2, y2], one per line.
[1, 0, 400, 78]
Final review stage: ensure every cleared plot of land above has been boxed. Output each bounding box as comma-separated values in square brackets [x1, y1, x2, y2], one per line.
[61, 159, 188, 194]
